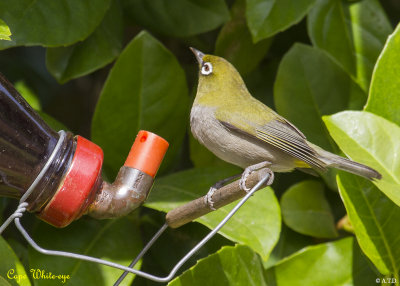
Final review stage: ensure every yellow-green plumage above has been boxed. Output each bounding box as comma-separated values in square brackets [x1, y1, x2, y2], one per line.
[190, 48, 381, 180]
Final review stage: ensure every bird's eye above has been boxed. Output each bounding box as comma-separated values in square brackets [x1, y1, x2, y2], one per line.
[201, 62, 213, 75]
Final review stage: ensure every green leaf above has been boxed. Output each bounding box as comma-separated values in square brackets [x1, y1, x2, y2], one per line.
[365, 23, 400, 126]
[246, 0, 317, 42]
[281, 180, 337, 238]
[91, 31, 189, 178]
[5, 239, 29, 282]
[274, 43, 365, 152]
[123, 0, 230, 37]
[46, 0, 124, 83]
[169, 245, 267, 286]
[324, 111, 400, 206]
[138, 219, 234, 277]
[274, 44, 366, 188]
[337, 172, 400, 276]
[0, 19, 11, 41]
[146, 167, 281, 260]
[308, 0, 391, 90]
[308, 0, 355, 79]
[14, 81, 41, 110]
[0, 237, 30, 286]
[215, 0, 272, 75]
[29, 217, 142, 285]
[0, 276, 12, 286]
[0, 0, 112, 49]
[15, 85, 68, 132]
[263, 225, 313, 269]
[265, 237, 377, 285]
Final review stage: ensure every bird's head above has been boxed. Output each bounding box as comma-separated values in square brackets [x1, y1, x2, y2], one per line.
[190, 47, 247, 103]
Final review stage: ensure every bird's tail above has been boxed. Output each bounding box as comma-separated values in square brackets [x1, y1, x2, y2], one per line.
[309, 143, 382, 180]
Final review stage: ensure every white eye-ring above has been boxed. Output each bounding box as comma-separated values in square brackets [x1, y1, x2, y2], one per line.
[201, 62, 213, 75]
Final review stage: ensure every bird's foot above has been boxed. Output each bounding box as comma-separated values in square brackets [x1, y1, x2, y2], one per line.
[204, 186, 218, 211]
[205, 174, 241, 210]
[239, 162, 274, 192]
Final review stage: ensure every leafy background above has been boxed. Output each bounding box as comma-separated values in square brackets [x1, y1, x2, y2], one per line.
[0, 0, 400, 285]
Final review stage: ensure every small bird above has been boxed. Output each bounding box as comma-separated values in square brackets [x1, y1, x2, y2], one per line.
[189, 48, 381, 208]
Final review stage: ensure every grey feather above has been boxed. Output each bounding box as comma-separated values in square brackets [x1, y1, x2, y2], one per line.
[255, 120, 327, 171]
[220, 119, 327, 171]
[311, 144, 382, 180]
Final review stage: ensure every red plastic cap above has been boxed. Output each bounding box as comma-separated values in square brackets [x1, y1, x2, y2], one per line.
[39, 136, 103, 227]
[124, 130, 169, 177]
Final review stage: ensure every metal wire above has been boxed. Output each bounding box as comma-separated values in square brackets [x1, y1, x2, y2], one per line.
[0, 130, 66, 234]
[9, 172, 269, 283]
[114, 223, 169, 285]
[0, 203, 28, 234]
[115, 172, 271, 284]
[0, 128, 271, 284]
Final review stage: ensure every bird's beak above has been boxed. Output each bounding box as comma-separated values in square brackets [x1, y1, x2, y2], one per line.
[190, 47, 204, 66]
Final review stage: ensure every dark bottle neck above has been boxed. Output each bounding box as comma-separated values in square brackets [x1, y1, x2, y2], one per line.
[0, 73, 75, 212]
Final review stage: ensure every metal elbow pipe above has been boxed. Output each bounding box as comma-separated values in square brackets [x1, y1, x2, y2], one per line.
[36, 130, 168, 227]
[88, 167, 154, 219]
[87, 131, 169, 219]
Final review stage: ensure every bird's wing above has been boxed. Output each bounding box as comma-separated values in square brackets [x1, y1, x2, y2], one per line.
[217, 112, 326, 171]
[255, 119, 326, 171]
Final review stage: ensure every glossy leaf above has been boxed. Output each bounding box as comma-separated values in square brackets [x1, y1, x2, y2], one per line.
[13, 80, 68, 131]
[14, 81, 41, 110]
[265, 237, 377, 285]
[145, 167, 281, 260]
[366, 23, 400, 126]
[246, 0, 317, 42]
[0, 277, 12, 285]
[308, 0, 355, 79]
[263, 225, 313, 269]
[169, 245, 267, 286]
[13, 82, 68, 134]
[138, 219, 234, 278]
[345, 0, 392, 89]
[46, 0, 124, 83]
[337, 172, 400, 276]
[275, 43, 366, 151]
[29, 217, 142, 285]
[91, 31, 189, 178]
[274, 43, 366, 188]
[308, 0, 391, 90]
[281, 180, 337, 238]
[0, 237, 30, 286]
[123, 0, 229, 37]
[215, 0, 272, 75]
[0, 0, 111, 49]
[324, 111, 400, 206]
[0, 19, 11, 41]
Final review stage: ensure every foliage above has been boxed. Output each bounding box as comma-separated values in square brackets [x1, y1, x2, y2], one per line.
[0, 0, 400, 285]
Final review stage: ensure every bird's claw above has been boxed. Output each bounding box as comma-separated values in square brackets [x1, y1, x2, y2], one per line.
[204, 186, 217, 211]
[239, 171, 252, 192]
[239, 162, 274, 193]
[204, 174, 241, 210]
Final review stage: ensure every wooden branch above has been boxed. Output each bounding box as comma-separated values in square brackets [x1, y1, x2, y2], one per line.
[165, 169, 271, 228]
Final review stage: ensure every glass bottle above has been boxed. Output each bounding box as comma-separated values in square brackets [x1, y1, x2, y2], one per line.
[0, 73, 168, 227]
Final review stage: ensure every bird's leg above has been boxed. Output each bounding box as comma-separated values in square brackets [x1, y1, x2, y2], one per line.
[205, 174, 241, 210]
[240, 161, 274, 192]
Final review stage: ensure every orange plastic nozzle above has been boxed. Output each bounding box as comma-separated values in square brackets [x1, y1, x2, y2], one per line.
[124, 130, 169, 178]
